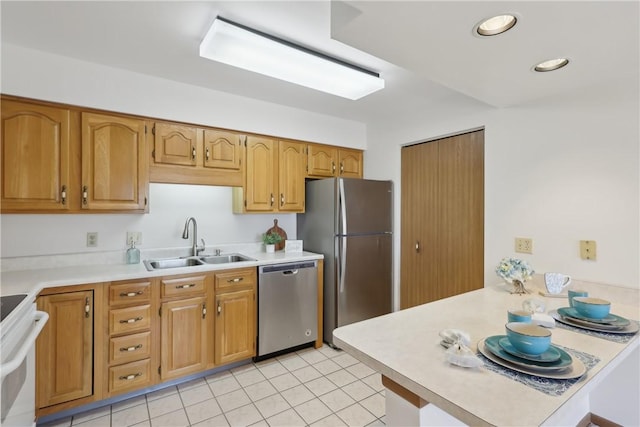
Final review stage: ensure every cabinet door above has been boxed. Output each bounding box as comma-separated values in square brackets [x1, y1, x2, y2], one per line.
[338, 148, 363, 178]
[1, 100, 71, 211]
[244, 136, 277, 212]
[81, 112, 148, 211]
[307, 144, 338, 177]
[153, 122, 199, 167]
[278, 140, 305, 212]
[160, 297, 207, 380]
[203, 129, 244, 171]
[37, 291, 93, 408]
[215, 289, 255, 365]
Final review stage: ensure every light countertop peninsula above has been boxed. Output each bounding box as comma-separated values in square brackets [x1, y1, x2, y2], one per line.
[333, 279, 639, 426]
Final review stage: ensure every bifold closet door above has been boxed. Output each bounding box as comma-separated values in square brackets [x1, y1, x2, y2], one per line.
[400, 130, 484, 308]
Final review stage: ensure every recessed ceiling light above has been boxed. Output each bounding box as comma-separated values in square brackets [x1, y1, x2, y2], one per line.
[534, 58, 570, 72]
[476, 15, 517, 36]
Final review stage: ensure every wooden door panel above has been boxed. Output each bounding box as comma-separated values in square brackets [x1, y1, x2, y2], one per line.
[204, 129, 243, 171]
[1, 101, 71, 211]
[160, 297, 206, 380]
[81, 112, 147, 211]
[438, 131, 484, 299]
[278, 140, 305, 212]
[154, 122, 199, 166]
[37, 291, 93, 408]
[215, 289, 255, 365]
[245, 136, 276, 211]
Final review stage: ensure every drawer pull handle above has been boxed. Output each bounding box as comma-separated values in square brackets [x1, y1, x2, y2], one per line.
[119, 373, 142, 381]
[226, 277, 244, 283]
[120, 344, 143, 352]
[176, 284, 196, 289]
[120, 291, 143, 297]
[120, 316, 143, 324]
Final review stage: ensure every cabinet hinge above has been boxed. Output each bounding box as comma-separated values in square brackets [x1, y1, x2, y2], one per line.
[144, 197, 148, 206]
[152, 149, 155, 160]
[158, 307, 161, 317]
[244, 200, 247, 208]
[152, 125, 156, 136]
[145, 124, 147, 134]
[158, 366, 161, 375]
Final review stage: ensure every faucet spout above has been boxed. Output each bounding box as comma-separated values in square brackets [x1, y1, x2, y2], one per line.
[182, 217, 199, 256]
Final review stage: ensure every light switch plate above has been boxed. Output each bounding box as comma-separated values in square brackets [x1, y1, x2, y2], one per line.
[285, 240, 303, 252]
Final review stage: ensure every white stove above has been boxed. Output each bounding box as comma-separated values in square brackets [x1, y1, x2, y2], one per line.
[0, 294, 48, 426]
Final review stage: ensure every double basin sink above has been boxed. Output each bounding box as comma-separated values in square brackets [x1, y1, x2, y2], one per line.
[143, 253, 255, 271]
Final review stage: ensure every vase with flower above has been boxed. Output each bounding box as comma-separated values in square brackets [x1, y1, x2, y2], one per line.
[495, 257, 535, 294]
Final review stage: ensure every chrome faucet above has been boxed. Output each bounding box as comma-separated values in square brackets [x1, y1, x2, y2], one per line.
[182, 217, 205, 257]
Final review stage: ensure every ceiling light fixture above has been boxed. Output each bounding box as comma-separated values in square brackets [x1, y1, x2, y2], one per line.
[199, 17, 385, 100]
[475, 14, 517, 36]
[534, 58, 570, 72]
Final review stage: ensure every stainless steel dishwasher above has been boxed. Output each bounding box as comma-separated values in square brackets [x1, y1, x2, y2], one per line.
[257, 261, 318, 358]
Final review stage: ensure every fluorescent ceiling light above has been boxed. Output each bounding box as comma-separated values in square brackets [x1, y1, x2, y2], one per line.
[199, 17, 385, 100]
[534, 58, 570, 72]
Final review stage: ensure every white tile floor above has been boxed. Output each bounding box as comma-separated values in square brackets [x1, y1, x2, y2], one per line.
[40, 345, 386, 427]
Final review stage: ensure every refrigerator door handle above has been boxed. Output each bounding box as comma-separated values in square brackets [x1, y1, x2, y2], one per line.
[339, 178, 347, 235]
[339, 237, 347, 294]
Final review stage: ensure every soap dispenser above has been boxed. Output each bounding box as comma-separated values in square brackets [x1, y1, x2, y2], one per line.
[126, 238, 140, 264]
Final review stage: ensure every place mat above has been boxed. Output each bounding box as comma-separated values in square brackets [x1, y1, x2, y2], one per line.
[477, 345, 600, 397]
[553, 317, 640, 343]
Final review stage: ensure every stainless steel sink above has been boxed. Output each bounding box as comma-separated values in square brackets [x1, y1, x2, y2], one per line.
[199, 253, 255, 264]
[143, 253, 255, 271]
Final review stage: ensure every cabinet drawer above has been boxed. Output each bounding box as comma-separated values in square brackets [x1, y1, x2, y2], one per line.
[214, 268, 256, 291]
[108, 359, 152, 394]
[109, 331, 151, 365]
[109, 305, 151, 335]
[109, 281, 151, 306]
[161, 275, 206, 298]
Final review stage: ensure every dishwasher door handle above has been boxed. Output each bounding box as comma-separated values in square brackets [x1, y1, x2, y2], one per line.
[282, 270, 298, 275]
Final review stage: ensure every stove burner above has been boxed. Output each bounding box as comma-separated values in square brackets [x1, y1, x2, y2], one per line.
[0, 294, 28, 322]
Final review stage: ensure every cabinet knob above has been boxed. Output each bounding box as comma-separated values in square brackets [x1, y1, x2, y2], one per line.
[120, 291, 143, 297]
[192, 146, 196, 160]
[119, 316, 143, 324]
[415, 241, 420, 253]
[175, 283, 196, 289]
[82, 186, 88, 205]
[119, 344, 143, 352]
[280, 193, 285, 207]
[206, 147, 210, 160]
[226, 277, 243, 283]
[270, 193, 274, 206]
[61, 185, 67, 205]
[119, 373, 142, 381]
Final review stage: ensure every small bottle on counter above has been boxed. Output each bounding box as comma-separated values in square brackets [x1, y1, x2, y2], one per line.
[126, 239, 140, 264]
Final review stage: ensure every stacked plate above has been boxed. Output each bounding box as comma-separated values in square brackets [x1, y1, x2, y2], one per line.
[551, 307, 638, 334]
[477, 335, 586, 379]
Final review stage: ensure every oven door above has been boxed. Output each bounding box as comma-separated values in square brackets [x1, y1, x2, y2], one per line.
[0, 308, 48, 427]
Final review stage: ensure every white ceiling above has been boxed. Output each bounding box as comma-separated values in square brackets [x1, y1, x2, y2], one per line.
[1, 1, 638, 126]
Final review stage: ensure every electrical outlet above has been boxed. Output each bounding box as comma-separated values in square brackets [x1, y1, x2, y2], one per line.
[580, 240, 597, 260]
[86, 232, 98, 247]
[515, 237, 533, 254]
[126, 231, 142, 246]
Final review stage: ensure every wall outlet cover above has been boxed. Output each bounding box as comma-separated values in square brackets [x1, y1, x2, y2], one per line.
[285, 240, 303, 253]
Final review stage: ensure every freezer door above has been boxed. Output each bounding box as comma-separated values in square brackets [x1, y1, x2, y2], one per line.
[339, 178, 392, 235]
[336, 233, 392, 330]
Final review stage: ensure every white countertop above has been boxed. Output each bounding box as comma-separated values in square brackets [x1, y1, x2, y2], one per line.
[333, 281, 639, 426]
[0, 249, 322, 333]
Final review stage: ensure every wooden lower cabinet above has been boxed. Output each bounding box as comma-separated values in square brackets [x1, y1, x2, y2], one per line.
[160, 296, 208, 380]
[36, 290, 95, 409]
[215, 289, 255, 365]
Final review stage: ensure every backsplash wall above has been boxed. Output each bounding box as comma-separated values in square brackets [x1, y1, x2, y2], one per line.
[0, 183, 297, 259]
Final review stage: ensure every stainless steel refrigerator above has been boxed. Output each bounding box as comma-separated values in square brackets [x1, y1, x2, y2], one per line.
[297, 177, 392, 347]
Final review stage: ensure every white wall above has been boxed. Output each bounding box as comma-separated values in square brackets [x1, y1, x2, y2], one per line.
[0, 44, 366, 259]
[365, 83, 640, 307]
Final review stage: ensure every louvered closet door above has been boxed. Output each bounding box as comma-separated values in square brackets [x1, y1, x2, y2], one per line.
[400, 130, 484, 308]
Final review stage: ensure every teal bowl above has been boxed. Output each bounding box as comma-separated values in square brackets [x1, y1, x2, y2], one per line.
[573, 297, 611, 319]
[505, 322, 551, 355]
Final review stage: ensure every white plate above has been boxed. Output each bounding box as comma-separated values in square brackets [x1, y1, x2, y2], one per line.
[550, 310, 639, 334]
[478, 338, 587, 380]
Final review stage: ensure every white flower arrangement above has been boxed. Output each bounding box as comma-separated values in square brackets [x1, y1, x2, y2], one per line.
[495, 257, 535, 283]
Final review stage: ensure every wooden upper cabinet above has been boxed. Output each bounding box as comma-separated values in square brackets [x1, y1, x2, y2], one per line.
[153, 122, 199, 167]
[278, 140, 305, 212]
[338, 148, 363, 178]
[243, 136, 278, 212]
[204, 129, 244, 171]
[306, 143, 363, 178]
[1, 100, 71, 211]
[307, 144, 338, 177]
[149, 123, 245, 187]
[81, 112, 148, 211]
